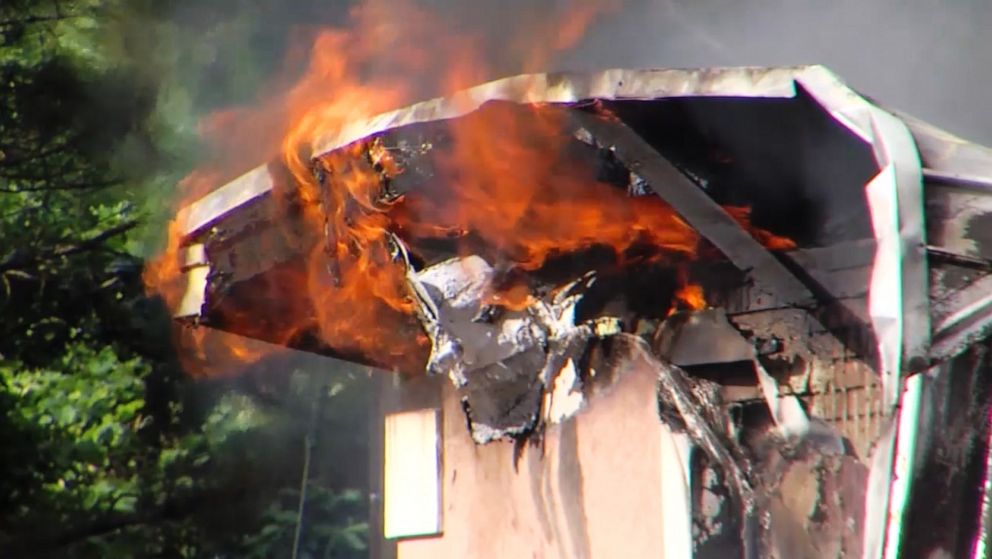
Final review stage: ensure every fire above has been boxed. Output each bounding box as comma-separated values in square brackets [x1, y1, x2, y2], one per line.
[145, 0, 796, 376]
[674, 283, 707, 312]
[482, 283, 536, 312]
[388, 103, 701, 274]
[270, 0, 621, 368]
[723, 206, 796, 251]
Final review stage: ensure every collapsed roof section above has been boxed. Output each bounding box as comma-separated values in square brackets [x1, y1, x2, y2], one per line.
[169, 65, 992, 558]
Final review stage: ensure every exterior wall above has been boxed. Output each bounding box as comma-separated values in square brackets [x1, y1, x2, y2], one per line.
[396, 360, 672, 559]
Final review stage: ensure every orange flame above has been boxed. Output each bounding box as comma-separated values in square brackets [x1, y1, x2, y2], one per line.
[723, 206, 796, 251]
[273, 0, 621, 369]
[674, 283, 706, 311]
[145, 0, 620, 374]
[145, 0, 795, 377]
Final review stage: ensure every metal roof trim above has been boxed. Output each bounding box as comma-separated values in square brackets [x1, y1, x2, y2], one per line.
[178, 65, 821, 238]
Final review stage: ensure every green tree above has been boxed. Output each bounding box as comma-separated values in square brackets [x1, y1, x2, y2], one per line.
[0, 346, 370, 557]
[0, 0, 151, 365]
[1, 1, 371, 557]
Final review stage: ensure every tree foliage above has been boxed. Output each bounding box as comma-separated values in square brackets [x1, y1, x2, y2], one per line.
[0, 0, 150, 365]
[0, 1, 370, 557]
[0, 347, 370, 557]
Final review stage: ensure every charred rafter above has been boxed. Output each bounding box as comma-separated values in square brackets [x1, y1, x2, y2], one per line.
[568, 109, 816, 310]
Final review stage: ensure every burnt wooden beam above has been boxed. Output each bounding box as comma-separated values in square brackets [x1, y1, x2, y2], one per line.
[926, 245, 992, 271]
[569, 109, 816, 309]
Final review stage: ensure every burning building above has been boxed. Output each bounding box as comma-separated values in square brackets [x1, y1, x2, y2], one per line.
[163, 66, 992, 558]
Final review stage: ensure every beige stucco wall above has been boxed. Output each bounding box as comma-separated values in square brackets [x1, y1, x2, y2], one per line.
[397, 360, 672, 559]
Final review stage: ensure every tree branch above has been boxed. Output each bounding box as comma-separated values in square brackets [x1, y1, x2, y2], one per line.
[0, 179, 120, 193]
[0, 0, 80, 30]
[0, 145, 68, 169]
[6, 486, 257, 558]
[0, 15, 65, 29]
[53, 219, 140, 258]
[0, 219, 139, 273]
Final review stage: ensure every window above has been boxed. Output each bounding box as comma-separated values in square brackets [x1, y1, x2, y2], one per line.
[383, 408, 442, 539]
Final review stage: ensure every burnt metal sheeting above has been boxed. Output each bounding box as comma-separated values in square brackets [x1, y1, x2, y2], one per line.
[897, 110, 992, 187]
[865, 109, 931, 403]
[618, 335, 758, 558]
[897, 344, 992, 559]
[624, 333, 862, 559]
[309, 67, 802, 159]
[178, 164, 273, 238]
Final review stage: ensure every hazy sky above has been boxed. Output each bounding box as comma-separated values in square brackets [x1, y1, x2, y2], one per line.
[556, 0, 992, 143]
[173, 0, 992, 145]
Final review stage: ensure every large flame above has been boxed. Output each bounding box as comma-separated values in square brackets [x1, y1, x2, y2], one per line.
[392, 104, 700, 271]
[146, 0, 794, 376]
